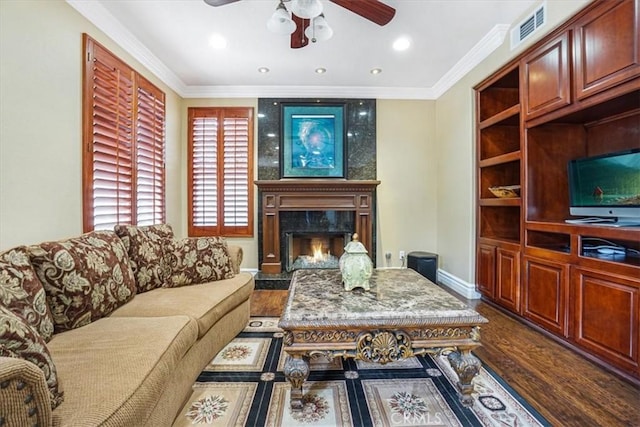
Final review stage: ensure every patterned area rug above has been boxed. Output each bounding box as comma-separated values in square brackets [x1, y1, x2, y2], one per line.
[173, 318, 549, 427]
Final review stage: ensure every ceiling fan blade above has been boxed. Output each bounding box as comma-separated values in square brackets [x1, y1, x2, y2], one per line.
[330, 0, 396, 26]
[203, 0, 241, 6]
[291, 15, 310, 49]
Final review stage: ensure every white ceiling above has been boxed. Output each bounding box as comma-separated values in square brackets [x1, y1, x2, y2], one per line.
[68, 0, 538, 99]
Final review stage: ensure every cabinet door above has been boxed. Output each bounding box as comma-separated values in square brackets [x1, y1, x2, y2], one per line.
[523, 256, 569, 336]
[495, 248, 520, 312]
[572, 268, 639, 376]
[573, 0, 640, 100]
[522, 31, 571, 120]
[477, 244, 496, 298]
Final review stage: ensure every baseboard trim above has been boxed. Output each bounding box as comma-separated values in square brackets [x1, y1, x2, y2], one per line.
[437, 269, 482, 300]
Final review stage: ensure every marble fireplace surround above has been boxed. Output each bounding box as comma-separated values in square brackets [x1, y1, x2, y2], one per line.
[255, 179, 380, 274]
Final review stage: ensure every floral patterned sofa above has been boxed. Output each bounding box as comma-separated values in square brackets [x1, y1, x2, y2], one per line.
[0, 224, 254, 426]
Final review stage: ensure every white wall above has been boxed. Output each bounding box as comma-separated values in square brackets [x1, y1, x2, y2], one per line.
[377, 100, 437, 268]
[0, 0, 182, 250]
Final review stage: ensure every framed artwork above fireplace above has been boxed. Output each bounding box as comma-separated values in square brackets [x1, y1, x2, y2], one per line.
[281, 103, 345, 178]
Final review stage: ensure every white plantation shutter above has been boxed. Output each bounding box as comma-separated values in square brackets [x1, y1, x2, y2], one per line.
[135, 75, 166, 226]
[188, 107, 254, 237]
[223, 116, 250, 228]
[191, 115, 219, 228]
[83, 34, 165, 232]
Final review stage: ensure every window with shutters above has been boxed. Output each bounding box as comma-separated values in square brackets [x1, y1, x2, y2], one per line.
[188, 107, 254, 237]
[82, 34, 165, 232]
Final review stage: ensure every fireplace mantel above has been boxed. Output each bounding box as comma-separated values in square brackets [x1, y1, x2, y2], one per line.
[255, 179, 380, 274]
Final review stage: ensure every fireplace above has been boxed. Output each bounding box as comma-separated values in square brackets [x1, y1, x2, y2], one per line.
[285, 232, 351, 272]
[281, 210, 353, 272]
[255, 179, 380, 274]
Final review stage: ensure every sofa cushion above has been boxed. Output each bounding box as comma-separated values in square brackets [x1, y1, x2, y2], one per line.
[0, 246, 54, 341]
[48, 315, 198, 426]
[114, 224, 174, 293]
[110, 272, 255, 339]
[0, 306, 64, 409]
[166, 237, 235, 288]
[29, 231, 136, 332]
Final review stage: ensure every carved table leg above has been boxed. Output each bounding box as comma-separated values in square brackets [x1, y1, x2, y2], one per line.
[283, 354, 310, 412]
[447, 348, 481, 407]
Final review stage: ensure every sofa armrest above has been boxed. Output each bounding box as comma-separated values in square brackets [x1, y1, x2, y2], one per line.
[227, 245, 243, 275]
[0, 357, 52, 427]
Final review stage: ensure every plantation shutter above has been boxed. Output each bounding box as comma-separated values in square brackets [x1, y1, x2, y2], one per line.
[188, 107, 254, 237]
[83, 34, 166, 232]
[135, 75, 166, 225]
[83, 38, 134, 231]
[189, 111, 219, 231]
[222, 114, 250, 233]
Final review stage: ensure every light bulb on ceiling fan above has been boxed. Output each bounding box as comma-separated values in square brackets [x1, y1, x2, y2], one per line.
[304, 13, 333, 42]
[267, 1, 296, 35]
[289, 0, 323, 19]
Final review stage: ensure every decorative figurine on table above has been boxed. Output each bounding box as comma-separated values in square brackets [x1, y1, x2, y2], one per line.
[339, 233, 373, 291]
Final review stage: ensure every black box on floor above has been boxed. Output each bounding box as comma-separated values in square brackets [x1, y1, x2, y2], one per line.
[407, 251, 438, 283]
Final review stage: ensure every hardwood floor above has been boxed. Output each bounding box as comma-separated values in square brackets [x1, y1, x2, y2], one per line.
[250, 288, 640, 426]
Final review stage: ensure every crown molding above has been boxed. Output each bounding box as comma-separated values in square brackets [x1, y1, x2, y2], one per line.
[180, 84, 437, 100]
[66, 0, 509, 100]
[430, 24, 510, 99]
[66, 0, 187, 95]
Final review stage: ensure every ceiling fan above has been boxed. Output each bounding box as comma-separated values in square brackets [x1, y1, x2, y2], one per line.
[203, 0, 396, 49]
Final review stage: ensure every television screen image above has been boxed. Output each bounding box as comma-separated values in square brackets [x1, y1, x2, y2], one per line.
[568, 149, 640, 222]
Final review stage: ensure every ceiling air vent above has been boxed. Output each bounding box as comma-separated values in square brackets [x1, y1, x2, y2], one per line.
[511, 3, 546, 50]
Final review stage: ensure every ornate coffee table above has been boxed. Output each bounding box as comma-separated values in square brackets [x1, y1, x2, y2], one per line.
[278, 268, 488, 412]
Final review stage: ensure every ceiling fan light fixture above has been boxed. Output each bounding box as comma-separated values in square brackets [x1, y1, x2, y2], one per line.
[267, 1, 296, 35]
[290, 0, 323, 19]
[304, 14, 333, 42]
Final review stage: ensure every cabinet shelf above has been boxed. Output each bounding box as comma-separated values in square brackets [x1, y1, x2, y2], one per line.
[527, 220, 640, 239]
[478, 236, 521, 247]
[479, 104, 521, 128]
[479, 151, 521, 167]
[480, 198, 521, 206]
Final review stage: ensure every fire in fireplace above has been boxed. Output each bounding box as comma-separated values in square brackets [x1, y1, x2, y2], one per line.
[285, 232, 351, 272]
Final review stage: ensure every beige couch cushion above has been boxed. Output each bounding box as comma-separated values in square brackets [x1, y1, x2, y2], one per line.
[110, 272, 254, 339]
[48, 315, 198, 426]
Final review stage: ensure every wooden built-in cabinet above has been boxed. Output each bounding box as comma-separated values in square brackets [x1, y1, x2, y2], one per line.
[522, 256, 569, 337]
[572, 268, 639, 374]
[573, 0, 640, 100]
[522, 31, 571, 120]
[476, 0, 640, 383]
[476, 243, 496, 298]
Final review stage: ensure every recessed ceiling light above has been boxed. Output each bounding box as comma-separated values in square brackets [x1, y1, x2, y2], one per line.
[393, 36, 411, 51]
[370, 68, 382, 75]
[267, 133, 276, 138]
[315, 68, 327, 74]
[258, 113, 266, 118]
[209, 34, 227, 49]
[258, 67, 270, 73]
[359, 111, 367, 116]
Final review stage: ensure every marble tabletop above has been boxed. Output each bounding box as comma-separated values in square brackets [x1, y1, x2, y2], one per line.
[280, 269, 488, 328]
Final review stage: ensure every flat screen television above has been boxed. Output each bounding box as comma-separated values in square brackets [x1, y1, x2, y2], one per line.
[567, 148, 640, 226]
